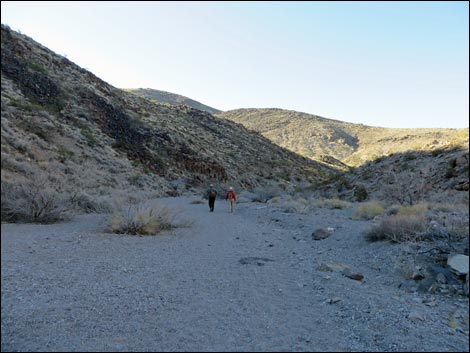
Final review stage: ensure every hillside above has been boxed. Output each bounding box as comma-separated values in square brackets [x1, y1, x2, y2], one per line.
[1, 25, 334, 221]
[217, 108, 469, 168]
[125, 88, 221, 115]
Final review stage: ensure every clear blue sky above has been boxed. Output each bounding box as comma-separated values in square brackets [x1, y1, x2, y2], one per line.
[1, 1, 469, 128]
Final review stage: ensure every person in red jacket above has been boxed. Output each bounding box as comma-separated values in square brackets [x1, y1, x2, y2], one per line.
[225, 186, 237, 213]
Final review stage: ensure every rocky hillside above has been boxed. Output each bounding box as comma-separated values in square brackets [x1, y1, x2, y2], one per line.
[125, 88, 221, 115]
[321, 147, 469, 206]
[1, 25, 334, 211]
[217, 108, 469, 168]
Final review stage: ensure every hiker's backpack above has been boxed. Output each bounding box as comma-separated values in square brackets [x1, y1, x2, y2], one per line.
[209, 190, 217, 198]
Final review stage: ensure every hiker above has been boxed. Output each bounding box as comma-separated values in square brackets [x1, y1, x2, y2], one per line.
[207, 184, 217, 212]
[225, 186, 237, 213]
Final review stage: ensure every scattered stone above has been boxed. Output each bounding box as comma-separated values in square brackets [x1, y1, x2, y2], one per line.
[411, 271, 425, 281]
[447, 254, 469, 275]
[455, 155, 468, 166]
[408, 311, 425, 321]
[436, 273, 447, 284]
[342, 268, 364, 281]
[455, 181, 469, 191]
[312, 228, 333, 240]
[428, 265, 459, 285]
[318, 263, 349, 272]
[328, 297, 342, 304]
[239, 257, 274, 266]
[424, 300, 438, 307]
[448, 313, 460, 329]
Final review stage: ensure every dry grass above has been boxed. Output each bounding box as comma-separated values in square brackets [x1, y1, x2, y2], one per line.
[315, 198, 351, 209]
[396, 203, 430, 216]
[364, 214, 427, 243]
[352, 201, 385, 220]
[108, 203, 181, 235]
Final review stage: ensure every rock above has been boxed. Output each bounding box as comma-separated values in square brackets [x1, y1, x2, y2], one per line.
[411, 271, 425, 281]
[424, 300, 438, 307]
[455, 155, 468, 166]
[312, 228, 332, 240]
[342, 268, 364, 281]
[436, 273, 447, 284]
[238, 257, 274, 266]
[408, 311, 425, 321]
[427, 265, 459, 284]
[455, 181, 469, 191]
[447, 254, 469, 275]
[328, 297, 342, 304]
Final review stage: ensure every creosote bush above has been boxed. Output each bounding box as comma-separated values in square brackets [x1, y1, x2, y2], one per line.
[352, 201, 385, 220]
[354, 185, 368, 201]
[315, 198, 351, 210]
[108, 203, 178, 235]
[364, 214, 426, 243]
[1, 179, 69, 223]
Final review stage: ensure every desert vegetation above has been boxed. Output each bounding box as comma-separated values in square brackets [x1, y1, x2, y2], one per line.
[108, 203, 180, 236]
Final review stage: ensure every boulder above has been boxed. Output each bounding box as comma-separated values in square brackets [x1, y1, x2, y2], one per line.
[447, 254, 469, 275]
[312, 228, 332, 240]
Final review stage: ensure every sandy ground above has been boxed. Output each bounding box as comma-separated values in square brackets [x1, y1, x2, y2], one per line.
[1, 196, 469, 352]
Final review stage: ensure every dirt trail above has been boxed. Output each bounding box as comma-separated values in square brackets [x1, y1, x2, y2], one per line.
[1, 196, 468, 352]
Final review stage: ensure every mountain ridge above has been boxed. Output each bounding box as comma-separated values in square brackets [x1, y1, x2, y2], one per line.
[217, 108, 468, 167]
[125, 88, 221, 115]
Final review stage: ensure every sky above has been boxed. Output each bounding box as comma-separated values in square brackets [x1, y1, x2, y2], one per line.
[1, 1, 469, 128]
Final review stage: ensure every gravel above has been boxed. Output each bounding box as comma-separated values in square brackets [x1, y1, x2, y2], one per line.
[2, 196, 469, 352]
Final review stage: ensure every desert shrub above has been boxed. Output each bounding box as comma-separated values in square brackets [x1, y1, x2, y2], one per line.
[385, 204, 401, 216]
[17, 117, 52, 142]
[364, 214, 426, 243]
[1, 154, 35, 174]
[383, 173, 427, 205]
[396, 203, 430, 216]
[315, 198, 351, 209]
[425, 203, 469, 241]
[445, 166, 457, 179]
[252, 185, 282, 203]
[352, 201, 385, 220]
[354, 185, 368, 201]
[278, 199, 308, 214]
[269, 196, 282, 203]
[108, 203, 178, 235]
[69, 191, 113, 214]
[236, 191, 256, 203]
[57, 146, 75, 163]
[1, 179, 69, 223]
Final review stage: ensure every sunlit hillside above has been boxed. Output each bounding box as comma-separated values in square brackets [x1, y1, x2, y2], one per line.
[218, 108, 468, 167]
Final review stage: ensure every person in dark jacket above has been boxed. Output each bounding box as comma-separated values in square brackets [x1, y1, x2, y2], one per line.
[225, 186, 237, 213]
[207, 184, 217, 212]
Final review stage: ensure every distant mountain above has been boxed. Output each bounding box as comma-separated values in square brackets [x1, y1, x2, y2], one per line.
[125, 88, 221, 115]
[217, 108, 468, 168]
[1, 24, 333, 211]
